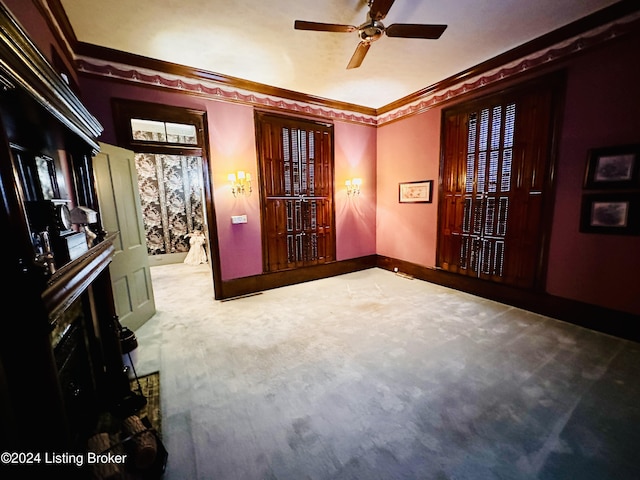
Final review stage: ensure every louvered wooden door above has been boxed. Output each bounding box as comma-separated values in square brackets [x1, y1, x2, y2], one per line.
[256, 113, 335, 273]
[438, 83, 557, 289]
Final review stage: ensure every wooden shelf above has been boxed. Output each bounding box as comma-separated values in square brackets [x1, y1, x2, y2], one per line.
[43, 233, 117, 326]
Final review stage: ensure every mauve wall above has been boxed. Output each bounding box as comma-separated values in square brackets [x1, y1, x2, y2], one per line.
[208, 101, 262, 280]
[376, 32, 640, 315]
[74, 77, 377, 280]
[335, 121, 377, 261]
[376, 111, 441, 268]
[546, 33, 640, 314]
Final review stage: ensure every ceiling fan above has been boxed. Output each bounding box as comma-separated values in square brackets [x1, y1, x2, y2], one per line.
[294, 0, 447, 69]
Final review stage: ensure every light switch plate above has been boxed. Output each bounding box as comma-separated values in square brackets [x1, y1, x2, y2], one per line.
[231, 215, 247, 224]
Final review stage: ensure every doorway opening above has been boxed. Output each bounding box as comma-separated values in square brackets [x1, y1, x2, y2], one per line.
[134, 152, 207, 263]
[112, 99, 222, 295]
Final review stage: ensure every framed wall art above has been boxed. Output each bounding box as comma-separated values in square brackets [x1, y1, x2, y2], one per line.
[399, 180, 433, 204]
[580, 193, 640, 235]
[35, 155, 60, 200]
[584, 144, 640, 189]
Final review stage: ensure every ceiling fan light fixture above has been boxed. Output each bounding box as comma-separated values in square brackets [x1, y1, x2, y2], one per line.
[358, 20, 385, 42]
[294, 0, 447, 69]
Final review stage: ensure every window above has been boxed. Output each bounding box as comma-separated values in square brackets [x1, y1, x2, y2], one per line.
[112, 99, 210, 256]
[255, 112, 335, 272]
[438, 77, 562, 289]
[130, 119, 197, 145]
[457, 103, 515, 278]
[112, 99, 205, 155]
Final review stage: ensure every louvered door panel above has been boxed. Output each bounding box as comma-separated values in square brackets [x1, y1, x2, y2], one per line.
[257, 113, 335, 273]
[502, 88, 553, 287]
[438, 82, 557, 289]
[438, 113, 468, 273]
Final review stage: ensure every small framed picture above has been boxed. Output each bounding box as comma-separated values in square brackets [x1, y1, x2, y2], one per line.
[580, 193, 640, 235]
[399, 180, 433, 203]
[584, 144, 640, 189]
[35, 155, 60, 200]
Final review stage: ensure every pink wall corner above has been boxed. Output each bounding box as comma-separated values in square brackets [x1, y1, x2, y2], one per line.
[546, 33, 640, 315]
[214, 114, 379, 279]
[77, 77, 265, 281]
[79, 74, 382, 280]
[334, 121, 377, 260]
[376, 110, 442, 267]
[208, 102, 263, 280]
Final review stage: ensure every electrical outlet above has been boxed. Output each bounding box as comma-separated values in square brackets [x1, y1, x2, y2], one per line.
[231, 215, 247, 224]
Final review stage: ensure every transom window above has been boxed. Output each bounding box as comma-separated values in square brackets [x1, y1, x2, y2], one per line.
[130, 119, 197, 145]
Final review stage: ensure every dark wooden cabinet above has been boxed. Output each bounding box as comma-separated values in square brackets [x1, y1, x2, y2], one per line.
[0, 3, 134, 473]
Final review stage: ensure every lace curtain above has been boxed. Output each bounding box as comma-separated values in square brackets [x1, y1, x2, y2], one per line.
[135, 153, 205, 255]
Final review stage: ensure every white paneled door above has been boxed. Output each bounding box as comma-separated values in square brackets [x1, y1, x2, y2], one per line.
[93, 142, 156, 330]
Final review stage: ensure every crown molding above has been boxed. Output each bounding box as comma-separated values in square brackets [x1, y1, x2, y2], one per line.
[377, 11, 640, 126]
[44, 0, 640, 127]
[76, 56, 379, 127]
[378, 0, 640, 115]
[75, 41, 378, 119]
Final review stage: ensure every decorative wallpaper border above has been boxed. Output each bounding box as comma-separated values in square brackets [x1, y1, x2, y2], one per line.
[76, 58, 378, 126]
[378, 12, 640, 126]
[76, 12, 639, 128]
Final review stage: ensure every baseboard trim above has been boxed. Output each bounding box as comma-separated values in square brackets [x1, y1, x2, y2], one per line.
[218, 255, 377, 300]
[376, 255, 640, 343]
[216, 254, 637, 342]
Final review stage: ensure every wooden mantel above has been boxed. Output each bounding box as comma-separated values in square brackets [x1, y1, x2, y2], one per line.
[43, 233, 117, 325]
[0, 3, 133, 462]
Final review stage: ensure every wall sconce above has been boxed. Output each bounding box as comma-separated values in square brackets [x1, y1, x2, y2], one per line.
[346, 178, 362, 196]
[228, 170, 252, 197]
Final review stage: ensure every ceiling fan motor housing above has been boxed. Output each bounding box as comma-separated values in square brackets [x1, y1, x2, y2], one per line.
[358, 20, 384, 42]
[294, 0, 447, 69]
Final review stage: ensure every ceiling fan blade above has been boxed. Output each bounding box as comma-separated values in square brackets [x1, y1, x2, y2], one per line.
[294, 20, 356, 33]
[369, 0, 396, 21]
[347, 41, 371, 69]
[385, 23, 448, 39]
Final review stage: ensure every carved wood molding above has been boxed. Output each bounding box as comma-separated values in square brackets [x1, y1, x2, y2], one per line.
[43, 234, 116, 325]
[219, 255, 377, 300]
[0, 3, 103, 150]
[377, 11, 640, 125]
[69, 6, 640, 127]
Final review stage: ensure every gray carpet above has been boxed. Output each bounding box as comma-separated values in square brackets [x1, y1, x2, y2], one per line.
[131, 263, 640, 480]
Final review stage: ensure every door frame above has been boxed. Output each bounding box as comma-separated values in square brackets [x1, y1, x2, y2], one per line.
[436, 72, 565, 291]
[254, 110, 336, 273]
[111, 99, 224, 299]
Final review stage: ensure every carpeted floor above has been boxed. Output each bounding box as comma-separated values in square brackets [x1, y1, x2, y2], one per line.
[131, 263, 640, 480]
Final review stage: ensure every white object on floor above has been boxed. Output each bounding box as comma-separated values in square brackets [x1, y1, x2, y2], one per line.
[183, 230, 207, 265]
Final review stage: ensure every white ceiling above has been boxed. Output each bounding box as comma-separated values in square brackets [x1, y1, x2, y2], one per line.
[59, 0, 621, 109]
